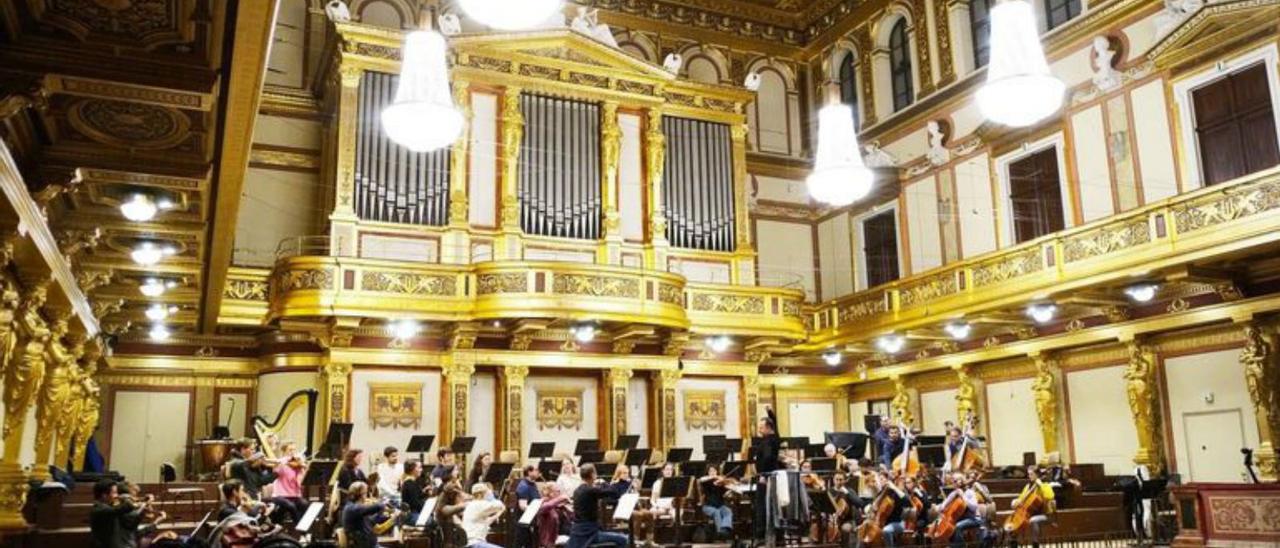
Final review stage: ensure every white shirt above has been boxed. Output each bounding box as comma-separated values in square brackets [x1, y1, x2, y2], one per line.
[556, 473, 583, 498]
[376, 461, 404, 497]
[462, 498, 506, 544]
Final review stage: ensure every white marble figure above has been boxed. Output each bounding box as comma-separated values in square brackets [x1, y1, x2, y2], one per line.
[438, 13, 462, 36]
[926, 121, 950, 166]
[1092, 36, 1121, 92]
[1154, 0, 1204, 37]
[663, 53, 684, 74]
[862, 142, 898, 168]
[570, 8, 619, 48]
[744, 72, 762, 91]
[324, 0, 351, 23]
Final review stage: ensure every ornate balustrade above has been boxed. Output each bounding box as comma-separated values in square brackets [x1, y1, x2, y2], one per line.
[685, 282, 806, 339]
[805, 166, 1280, 349]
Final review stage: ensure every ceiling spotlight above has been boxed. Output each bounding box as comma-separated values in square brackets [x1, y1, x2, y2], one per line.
[144, 304, 178, 322]
[387, 319, 421, 340]
[1026, 303, 1058, 324]
[876, 334, 906, 354]
[120, 194, 158, 222]
[148, 324, 171, 342]
[1124, 283, 1159, 303]
[491, 320, 502, 328]
[822, 350, 842, 367]
[131, 242, 176, 266]
[570, 323, 596, 343]
[706, 335, 732, 354]
[944, 322, 972, 340]
[139, 278, 177, 298]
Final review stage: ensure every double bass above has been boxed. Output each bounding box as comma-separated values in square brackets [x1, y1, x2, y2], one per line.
[892, 423, 921, 478]
[1003, 482, 1047, 534]
[950, 413, 985, 472]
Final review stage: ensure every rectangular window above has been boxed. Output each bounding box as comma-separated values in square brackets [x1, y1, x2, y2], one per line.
[1043, 0, 1082, 30]
[863, 210, 900, 288]
[1192, 63, 1280, 186]
[1008, 147, 1065, 243]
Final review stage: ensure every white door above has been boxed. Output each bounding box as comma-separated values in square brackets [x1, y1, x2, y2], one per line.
[109, 391, 191, 483]
[110, 392, 151, 482]
[1182, 410, 1247, 483]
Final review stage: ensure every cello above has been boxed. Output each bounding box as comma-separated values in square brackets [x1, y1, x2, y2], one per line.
[927, 487, 969, 543]
[857, 478, 897, 546]
[1003, 481, 1047, 535]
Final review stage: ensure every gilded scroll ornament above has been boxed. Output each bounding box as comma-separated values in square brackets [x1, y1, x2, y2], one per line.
[367, 382, 423, 429]
[1124, 342, 1164, 471]
[4, 284, 50, 440]
[972, 247, 1043, 287]
[683, 390, 726, 431]
[361, 271, 456, 296]
[223, 278, 267, 301]
[552, 274, 639, 299]
[1062, 218, 1150, 263]
[536, 389, 583, 430]
[1172, 182, 1280, 234]
[691, 293, 764, 314]
[477, 273, 528, 295]
[645, 109, 668, 237]
[1031, 355, 1060, 455]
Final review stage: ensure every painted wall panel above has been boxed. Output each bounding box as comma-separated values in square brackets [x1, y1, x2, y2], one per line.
[754, 176, 810, 204]
[627, 377, 649, 450]
[349, 370, 442, 458]
[919, 389, 958, 436]
[524, 377, 599, 459]
[986, 378, 1040, 466]
[818, 213, 853, 300]
[788, 401, 836, 444]
[905, 177, 943, 273]
[469, 92, 498, 227]
[955, 154, 998, 256]
[675, 378, 741, 458]
[1130, 80, 1180, 203]
[1071, 106, 1116, 222]
[1066, 365, 1138, 475]
[756, 220, 816, 300]
[469, 372, 497, 460]
[619, 112, 645, 241]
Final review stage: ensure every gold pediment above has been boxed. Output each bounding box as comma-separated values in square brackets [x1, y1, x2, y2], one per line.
[449, 30, 680, 83]
[1147, 0, 1280, 69]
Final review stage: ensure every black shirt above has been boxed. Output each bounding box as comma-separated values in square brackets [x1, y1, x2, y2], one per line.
[342, 501, 386, 548]
[702, 479, 727, 508]
[571, 481, 628, 524]
[338, 465, 367, 491]
[402, 477, 427, 513]
[755, 435, 783, 476]
[89, 500, 137, 548]
[233, 462, 277, 497]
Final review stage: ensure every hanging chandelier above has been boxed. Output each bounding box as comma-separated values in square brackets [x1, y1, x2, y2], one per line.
[458, 0, 562, 30]
[976, 0, 1065, 127]
[808, 104, 874, 206]
[381, 30, 464, 152]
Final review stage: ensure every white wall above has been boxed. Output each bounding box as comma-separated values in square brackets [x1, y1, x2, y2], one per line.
[955, 153, 997, 257]
[109, 391, 191, 483]
[470, 372, 497, 459]
[627, 376, 650, 449]
[618, 112, 644, 241]
[217, 392, 249, 440]
[817, 213, 854, 300]
[904, 177, 943, 274]
[523, 376, 599, 458]
[788, 401, 836, 444]
[918, 388, 958, 435]
[257, 371, 320, 455]
[1070, 106, 1115, 222]
[756, 219, 816, 300]
[1130, 79, 1180, 203]
[349, 369, 442, 460]
[675, 378, 741, 457]
[986, 378, 1041, 466]
[1164, 349, 1260, 483]
[1066, 365, 1138, 474]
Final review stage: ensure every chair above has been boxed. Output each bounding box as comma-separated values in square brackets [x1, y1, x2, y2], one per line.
[160, 463, 177, 483]
[603, 450, 624, 464]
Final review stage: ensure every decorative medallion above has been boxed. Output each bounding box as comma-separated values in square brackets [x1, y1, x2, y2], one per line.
[68, 99, 189, 149]
[536, 389, 583, 430]
[367, 382, 422, 429]
[683, 390, 726, 431]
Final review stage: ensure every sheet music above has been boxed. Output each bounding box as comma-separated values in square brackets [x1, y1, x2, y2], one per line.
[416, 497, 438, 527]
[296, 502, 323, 532]
[775, 470, 790, 506]
[613, 493, 640, 520]
[519, 498, 542, 525]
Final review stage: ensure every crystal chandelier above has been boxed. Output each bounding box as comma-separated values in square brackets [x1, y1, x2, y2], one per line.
[808, 104, 874, 206]
[458, 0, 562, 30]
[381, 30, 464, 152]
[976, 0, 1065, 127]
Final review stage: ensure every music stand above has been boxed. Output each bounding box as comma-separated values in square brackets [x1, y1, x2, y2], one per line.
[722, 461, 748, 479]
[537, 461, 560, 481]
[407, 435, 435, 463]
[302, 460, 337, 499]
[783, 437, 809, 450]
[704, 450, 728, 464]
[805, 444, 827, 459]
[624, 449, 653, 467]
[811, 457, 837, 473]
[529, 442, 556, 461]
[450, 436, 477, 455]
[614, 435, 640, 451]
[918, 445, 946, 467]
[483, 462, 515, 489]
[640, 467, 663, 489]
[681, 460, 707, 478]
[573, 439, 600, 456]
[579, 451, 605, 465]
[667, 448, 693, 464]
[864, 414, 882, 434]
[703, 435, 727, 452]
[658, 476, 693, 548]
[724, 438, 744, 453]
[317, 423, 353, 459]
[594, 463, 618, 479]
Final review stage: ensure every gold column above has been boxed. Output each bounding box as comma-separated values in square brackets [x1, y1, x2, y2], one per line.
[330, 64, 363, 256]
[442, 358, 475, 447]
[1124, 340, 1165, 473]
[1241, 323, 1278, 480]
[499, 365, 529, 457]
[854, 28, 878, 127]
[496, 86, 524, 259]
[444, 80, 473, 264]
[742, 374, 760, 450]
[602, 368, 632, 448]
[653, 369, 681, 451]
[320, 361, 352, 431]
[600, 101, 623, 264]
[909, 0, 936, 97]
[890, 376, 915, 428]
[1030, 352, 1063, 457]
[643, 108, 669, 270]
[936, 0, 957, 86]
[33, 311, 75, 479]
[730, 122, 754, 284]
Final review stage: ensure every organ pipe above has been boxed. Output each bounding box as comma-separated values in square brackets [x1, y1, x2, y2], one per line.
[353, 72, 451, 226]
[662, 116, 736, 252]
[517, 93, 603, 240]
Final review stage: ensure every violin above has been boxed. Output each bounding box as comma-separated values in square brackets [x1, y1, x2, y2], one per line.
[1003, 481, 1047, 534]
[927, 489, 969, 543]
[802, 472, 825, 491]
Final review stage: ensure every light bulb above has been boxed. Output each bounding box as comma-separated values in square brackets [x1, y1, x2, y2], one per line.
[131, 243, 163, 266]
[139, 278, 168, 297]
[944, 322, 972, 340]
[145, 304, 170, 321]
[1026, 303, 1057, 324]
[382, 31, 464, 152]
[458, 0, 562, 30]
[876, 334, 906, 354]
[388, 319, 421, 340]
[808, 104, 874, 206]
[976, 0, 1065, 127]
[1124, 283, 1158, 303]
[822, 350, 842, 367]
[149, 324, 171, 342]
[120, 194, 158, 222]
[706, 335, 732, 354]
[571, 324, 596, 343]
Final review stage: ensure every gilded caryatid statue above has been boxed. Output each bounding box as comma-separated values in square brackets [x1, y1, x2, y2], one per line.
[955, 366, 977, 422]
[52, 334, 87, 466]
[1241, 324, 1278, 476]
[1124, 342, 1164, 471]
[34, 314, 75, 465]
[4, 283, 50, 441]
[890, 376, 914, 428]
[1031, 355, 1059, 455]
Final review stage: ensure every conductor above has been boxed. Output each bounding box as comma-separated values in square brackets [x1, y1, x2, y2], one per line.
[753, 407, 783, 543]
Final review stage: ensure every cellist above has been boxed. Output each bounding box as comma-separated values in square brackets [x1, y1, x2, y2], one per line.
[1006, 466, 1055, 548]
[861, 471, 911, 548]
[873, 422, 907, 470]
[942, 414, 984, 473]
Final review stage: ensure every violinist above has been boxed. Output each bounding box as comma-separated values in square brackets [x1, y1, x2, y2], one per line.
[268, 441, 307, 523]
[343, 481, 394, 548]
[401, 460, 429, 524]
[1007, 466, 1055, 548]
[466, 452, 494, 491]
[698, 464, 736, 540]
[633, 462, 677, 547]
[800, 459, 825, 490]
[231, 452, 278, 501]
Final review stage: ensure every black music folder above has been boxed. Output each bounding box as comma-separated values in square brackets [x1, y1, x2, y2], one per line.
[450, 436, 477, 454]
[723, 460, 749, 479]
[614, 435, 640, 451]
[483, 462, 515, 486]
[681, 460, 708, 478]
[783, 437, 809, 450]
[574, 439, 600, 456]
[529, 442, 556, 459]
[667, 448, 693, 464]
[811, 457, 837, 472]
[724, 438, 744, 452]
[407, 435, 435, 454]
[658, 475, 692, 499]
[624, 448, 653, 467]
[538, 461, 561, 481]
[703, 435, 727, 452]
[594, 463, 618, 479]
[641, 466, 663, 489]
[579, 451, 605, 464]
[302, 460, 337, 487]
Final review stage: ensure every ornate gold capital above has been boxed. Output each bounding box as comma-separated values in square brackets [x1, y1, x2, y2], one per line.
[500, 365, 530, 385]
[339, 64, 363, 88]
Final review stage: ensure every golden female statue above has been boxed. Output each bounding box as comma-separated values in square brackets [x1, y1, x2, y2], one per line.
[4, 284, 49, 440]
[890, 377, 914, 428]
[955, 367, 977, 422]
[1124, 343, 1162, 469]
[1031, 357, 1058, 453]
[34, 316, 74, 463]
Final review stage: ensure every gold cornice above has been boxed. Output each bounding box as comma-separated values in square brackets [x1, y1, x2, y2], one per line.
[747, 153, 812, 180]
[104, 355, 260, 375]
[98, 374, 256, 388]
[259, 87, 325, 119]
[45, 74, 214, 111]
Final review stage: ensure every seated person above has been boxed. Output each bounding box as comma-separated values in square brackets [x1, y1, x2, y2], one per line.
[698, 464, 735, 540]
[1006, 466, 1055, 548]
[461, 483, 505, 548]
[431, 449, 455, 483]
[89, 479, 136, 548]
[342, 482, 393, 548]
[117, 481, 176, 546]
[435, 483, 469, 547]
[567, 463, 629, 548]
[268, 442, 307, 523]
[400, 460, 429, 525]
[870, 472, 910, 548]
[533, 482, 573, 548]
[633, 462, 677, 547]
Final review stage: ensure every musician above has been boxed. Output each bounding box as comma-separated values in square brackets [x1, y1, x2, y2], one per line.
[116, 480, 172, 547]
[942, 421, 984, 473]
[432, 449, 456, 482]
[436, 484, 470, 547]
[872, 471, 911, 548]
[699, 464, 735, 540]
[342, 481, 391, 548]
[514, 465, 541, 548]
[903, 475, 931, 534]
[567, 463, 630, 548]
[830, 472, 860, 533]
[460, 483, 505, 548]
[218, 479, 265, 521]
[874, 423, 906, 469]
[376, 446, 405, 503]
[269, 441, 307, 523]
[1008, 466, 1055, 548]
[465, 451, 493, 491]
[339, 449, 369, 491]
[401, 460, 429, 523]
[752, 409, 783, 542]
[89, 479, 139, 548]
[634, 461, 677, 547]
[555, 459, 583, 499]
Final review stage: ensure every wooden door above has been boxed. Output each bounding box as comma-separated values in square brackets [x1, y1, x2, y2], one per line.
[1008, 147, 1065, 243]
[1193, 63, 1280, 186]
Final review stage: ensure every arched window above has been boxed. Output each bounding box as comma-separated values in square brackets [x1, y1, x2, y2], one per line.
[838, 53, 860, 130]
[970, 0, 993, 68]
[889, 20, 914, 112]
[1043, 0, 1082, 30]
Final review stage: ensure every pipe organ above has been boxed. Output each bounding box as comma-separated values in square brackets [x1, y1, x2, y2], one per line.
[518, 93, 602, 240]
[662, 116, 736, 252]
[354, 72, 451, 226]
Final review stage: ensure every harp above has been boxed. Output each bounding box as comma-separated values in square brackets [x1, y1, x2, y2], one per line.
[252, 389, 318, 460]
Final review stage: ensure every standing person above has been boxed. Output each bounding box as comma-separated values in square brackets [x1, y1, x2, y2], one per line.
[342, 482, 390, 548]
[567, 464, 630, 548]
[376, 446, 405, 503]
[89, 479, 136, 548]
[753, 408, 783, 543]
[514, 465, 542, 548]
[462, 483, 506, 548]
[874, 424, 906, 469]
[339, 449, 369, 491]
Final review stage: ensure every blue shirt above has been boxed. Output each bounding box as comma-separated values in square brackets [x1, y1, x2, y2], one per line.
[874, 428, 905, 467]
[516, 478, 540, 504]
